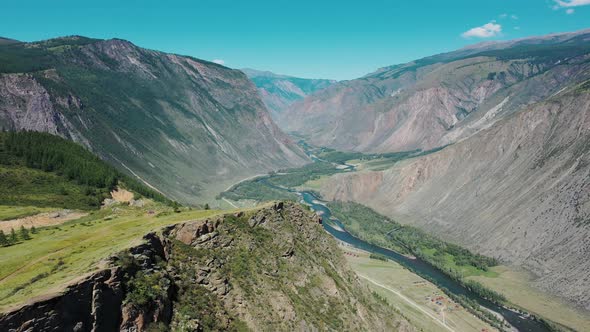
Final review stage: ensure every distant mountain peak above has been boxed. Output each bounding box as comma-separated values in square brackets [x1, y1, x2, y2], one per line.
[242, 68, 336, 118]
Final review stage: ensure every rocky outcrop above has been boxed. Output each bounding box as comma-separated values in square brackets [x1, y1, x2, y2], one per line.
[0, 203, 412, 331]
[0, 268, 123, 332]
[0, 37, 309, 204]
[278, 29, 590, 153]
[320, 89, 590, 310]
[0, 232, 169, 332]
[0, 72, 88, 147]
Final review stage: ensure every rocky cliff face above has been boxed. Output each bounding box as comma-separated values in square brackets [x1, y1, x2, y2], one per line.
[278, 29, 590, 153]
[320, 88, 590, 310]
[242, 68, 335, 120]
[0, 203, 412, 331]
[0, 37, 309, 204]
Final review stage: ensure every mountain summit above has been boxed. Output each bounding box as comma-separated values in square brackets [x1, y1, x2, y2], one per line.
[278, 29, 590, 153]
[0, 36, 309, 204]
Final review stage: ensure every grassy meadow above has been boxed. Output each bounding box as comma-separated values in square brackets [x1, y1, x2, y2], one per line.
[343, 245, 498, 332]
[0, 201, 227, 311]
[468, 266, 590, 332]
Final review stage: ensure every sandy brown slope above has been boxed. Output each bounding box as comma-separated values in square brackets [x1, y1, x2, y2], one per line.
[320, 88, 590, 310]
[278, 30, 590, 154]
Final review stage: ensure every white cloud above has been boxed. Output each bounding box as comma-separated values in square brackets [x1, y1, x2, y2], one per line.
[554, 0, 590, 7]
[499, 13, 518, 20]
[212, 59, 225, 65]
[566, 8, 575, 13]
[461, 22, 502, 38]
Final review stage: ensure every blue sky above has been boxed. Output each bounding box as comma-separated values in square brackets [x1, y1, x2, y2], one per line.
[2, 0, 589, 80]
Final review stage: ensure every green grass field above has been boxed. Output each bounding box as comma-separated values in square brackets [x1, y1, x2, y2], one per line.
[295, 174, 331, 192]
[0, 201, 230, 311]
[346, 157, 403, 171]
[468, 266, 590, 332]
[343, 246, 498, 332]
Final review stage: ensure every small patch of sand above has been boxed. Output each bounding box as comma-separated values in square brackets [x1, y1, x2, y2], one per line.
[111, 187, 134, 203]
[0, 210, 88, 232]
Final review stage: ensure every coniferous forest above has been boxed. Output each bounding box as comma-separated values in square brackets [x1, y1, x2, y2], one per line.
[0, 131, 172, 206]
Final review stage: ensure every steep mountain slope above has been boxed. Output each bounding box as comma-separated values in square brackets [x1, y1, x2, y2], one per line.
[320, 86, 590, 310]
[279, 29, 590, 153]
[0, 203, 413, 332]
[0, 36, 309, 204]
[242, 68, 335, 119]
[0, 37, 20, 46]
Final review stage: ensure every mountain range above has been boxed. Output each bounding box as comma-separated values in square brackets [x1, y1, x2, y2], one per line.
[0, 36, 308, 205]
[2, 27, 590, 331]
[277, 29, 590, 153]
[273, 29, 590, 311]
[241, 68, 335, 119]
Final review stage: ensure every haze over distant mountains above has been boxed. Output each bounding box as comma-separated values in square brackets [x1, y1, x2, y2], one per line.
[241, 68, 335, 119]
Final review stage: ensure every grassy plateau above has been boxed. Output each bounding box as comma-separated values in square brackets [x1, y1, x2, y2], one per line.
[0, 202, 226, 311]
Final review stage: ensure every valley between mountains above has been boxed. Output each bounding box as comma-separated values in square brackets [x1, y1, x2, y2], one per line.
[1, 28, 590, 332]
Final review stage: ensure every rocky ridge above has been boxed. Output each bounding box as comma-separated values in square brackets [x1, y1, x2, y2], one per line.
[0, 202, 412, 331]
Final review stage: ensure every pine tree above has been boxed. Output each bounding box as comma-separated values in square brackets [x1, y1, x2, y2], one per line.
[0, 230, 8, 246]
[204, 203, 210, 210]
[172, 201, 181, 213]
[31, 225, 37, 234]
[20, 226, 30, 240]
[10, 228, 18, 244]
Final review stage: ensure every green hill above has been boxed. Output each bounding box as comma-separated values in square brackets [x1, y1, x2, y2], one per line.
[0, 131, 170, 210]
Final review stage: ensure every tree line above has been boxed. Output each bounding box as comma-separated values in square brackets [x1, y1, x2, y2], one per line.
[0, 225, 36, 247]
[1, 131, 173, 205]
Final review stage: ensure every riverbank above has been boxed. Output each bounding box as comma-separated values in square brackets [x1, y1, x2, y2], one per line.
[342, 245, 499, 332]
[468, 266, 590, 332]
[220, 141, 572, 331]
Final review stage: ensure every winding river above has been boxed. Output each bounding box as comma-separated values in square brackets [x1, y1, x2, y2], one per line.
[253, 152, 550, 332]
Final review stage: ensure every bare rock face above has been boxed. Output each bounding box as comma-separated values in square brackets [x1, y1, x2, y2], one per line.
[321, 90, 590, 310]
[278, 30, 590, 153]
[0, 268, 124, 332]
[0, 203, 412, 332]
[0, 73, 69, 135]
[0, 37, 309, 204]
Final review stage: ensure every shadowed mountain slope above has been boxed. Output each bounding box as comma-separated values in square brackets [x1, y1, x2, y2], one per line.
[0, 36, 309, 204]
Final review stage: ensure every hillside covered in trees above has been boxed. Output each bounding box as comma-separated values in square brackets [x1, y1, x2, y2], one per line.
[0, 131, 172, 209]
